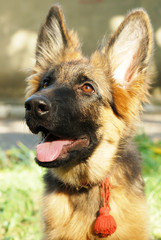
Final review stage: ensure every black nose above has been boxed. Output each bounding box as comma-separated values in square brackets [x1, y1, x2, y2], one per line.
[25, 95, 51, 117]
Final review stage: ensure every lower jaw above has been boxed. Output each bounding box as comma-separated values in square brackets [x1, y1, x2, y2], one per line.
[36, 135, 91, 168]
[36, 133, 99, 169]
[35, 156, 71, 168]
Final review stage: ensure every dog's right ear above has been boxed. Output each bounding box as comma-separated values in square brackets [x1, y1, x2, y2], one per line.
[26, 5, 81, 97]
[35, 5, 81, 70]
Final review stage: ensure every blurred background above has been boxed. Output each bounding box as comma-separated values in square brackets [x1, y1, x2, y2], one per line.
[0, 0, 161, 147]
[0, 1, 161, 239]
[1, 0, 161, 102]
[0, 0, 161, 149]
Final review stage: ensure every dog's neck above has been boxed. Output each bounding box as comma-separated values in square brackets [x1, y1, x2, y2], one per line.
[44, 170, 98, 193]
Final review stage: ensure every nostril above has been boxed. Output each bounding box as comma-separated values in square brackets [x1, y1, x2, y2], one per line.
[25, 96, 51, 117]
[37, 102, 49, 115]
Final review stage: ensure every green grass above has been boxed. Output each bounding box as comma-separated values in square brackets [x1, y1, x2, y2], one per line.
[0, 135, 161, 240]
[135, 134, 161, 240]
[0, 143, 44, 240]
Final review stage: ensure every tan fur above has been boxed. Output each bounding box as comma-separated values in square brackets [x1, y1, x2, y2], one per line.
[25, 5, 153, 240]
[42, 181, 149, 240]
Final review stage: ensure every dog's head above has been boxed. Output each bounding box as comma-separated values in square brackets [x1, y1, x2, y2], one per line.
[25, 5, 153, 186]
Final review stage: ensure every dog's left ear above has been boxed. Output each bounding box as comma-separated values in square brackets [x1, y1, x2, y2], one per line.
[103, 9, 153, 120]
[35, 5, 81, 70]
[106, 9, 153, 87]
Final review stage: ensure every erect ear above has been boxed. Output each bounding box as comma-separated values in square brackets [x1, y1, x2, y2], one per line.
[26, 5, 81, 98]
[102, 9, 153, 121]
[35, 5, 80, 70]
[105, 9, 153, 88]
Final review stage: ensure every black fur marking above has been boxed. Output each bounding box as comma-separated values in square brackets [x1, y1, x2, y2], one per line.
[116, 139, 144, 187]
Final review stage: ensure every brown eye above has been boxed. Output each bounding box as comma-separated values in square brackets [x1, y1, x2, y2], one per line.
[81, 83, 94, 93]
[43, 79, 49, 89]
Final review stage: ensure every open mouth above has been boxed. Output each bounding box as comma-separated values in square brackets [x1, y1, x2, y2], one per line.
[36, 130, 90, 165]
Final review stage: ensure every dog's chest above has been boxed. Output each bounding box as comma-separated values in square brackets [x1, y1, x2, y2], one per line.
[42, 186, 101, 240]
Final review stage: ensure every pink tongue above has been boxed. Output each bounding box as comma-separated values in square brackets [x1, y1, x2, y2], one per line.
[36, 140, 72, 162]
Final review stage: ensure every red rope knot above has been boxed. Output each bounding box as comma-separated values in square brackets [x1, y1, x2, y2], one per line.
[94, 178, 117, 237]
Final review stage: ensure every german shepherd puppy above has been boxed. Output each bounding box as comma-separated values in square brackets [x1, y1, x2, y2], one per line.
[25, 5, 153, 240]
